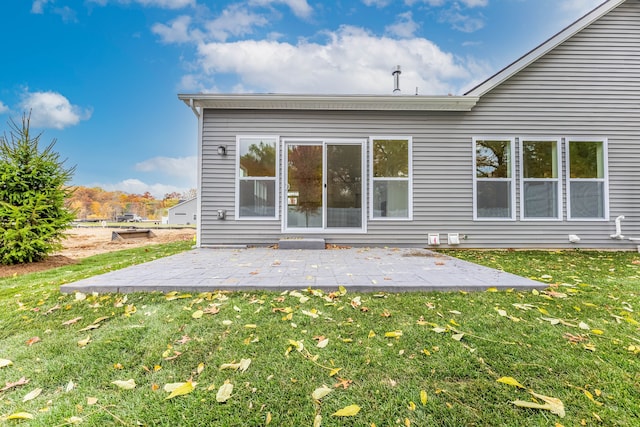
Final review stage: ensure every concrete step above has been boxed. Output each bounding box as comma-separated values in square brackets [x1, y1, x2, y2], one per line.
[278, 238, 325, 250]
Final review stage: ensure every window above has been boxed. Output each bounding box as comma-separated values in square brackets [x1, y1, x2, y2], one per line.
[567, 139, 608, 220]
[236, 136, 278, 219]
[520, 139, 561, 220]
[474, 138, 515, 220]
[370, 137, 412, 219]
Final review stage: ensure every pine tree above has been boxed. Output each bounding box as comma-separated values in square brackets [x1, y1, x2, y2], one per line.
[0, 114, 75, 264]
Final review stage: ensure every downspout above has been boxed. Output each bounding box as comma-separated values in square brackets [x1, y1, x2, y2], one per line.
[186, 98, 203, 248]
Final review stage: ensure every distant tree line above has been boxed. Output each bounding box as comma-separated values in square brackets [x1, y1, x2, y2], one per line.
[66, 187, 196, 221]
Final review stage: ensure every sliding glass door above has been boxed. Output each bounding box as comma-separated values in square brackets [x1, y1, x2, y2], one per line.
[285, 140, 364, 232]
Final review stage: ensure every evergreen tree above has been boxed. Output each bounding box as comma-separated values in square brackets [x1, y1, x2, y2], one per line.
[0, 114, 75, 264]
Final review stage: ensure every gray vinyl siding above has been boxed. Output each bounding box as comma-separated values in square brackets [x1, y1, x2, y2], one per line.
[198, 0, 640, 249]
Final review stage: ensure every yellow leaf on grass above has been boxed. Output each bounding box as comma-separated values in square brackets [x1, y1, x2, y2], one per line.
[216, 381, 233, 403]
[111, 379, 136, 390]
[22, 388, 42, 402]
[451, 333, 464, 341]
[513, 391, 565, 418]
[313, 414, 322, 427]
[266, 412, 272, 425]
[497, 377, 526, 389]
[420, 390, 428, 405]
[165, 380, 196, 400]
[77, 336, 91, 347]
[329, 367, 342, 377]
[332, 404, 361, 417]
[583, 390, 603, 406]
[591, 329, 604, 335]
[385, 330, 403, 338]
[87, 397, 98, 405]
[6, 412, 34, 420]
[317, 338, 329, 348]
[312, 385, 333, 401]
[192, 310, 204, 319]
[0, 358, 13, 368]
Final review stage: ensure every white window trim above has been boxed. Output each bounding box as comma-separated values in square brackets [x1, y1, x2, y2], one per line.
[369, 136, 413, 221]
[565, 137, 609, 221]
[235, 135, 280, 221]
[473, 137, 516, 221]
[519, 137, 563, 221]
[281, 138, 367, 234]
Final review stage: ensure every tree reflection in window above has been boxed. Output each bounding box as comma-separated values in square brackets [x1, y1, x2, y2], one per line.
[476, 140, 511, 178]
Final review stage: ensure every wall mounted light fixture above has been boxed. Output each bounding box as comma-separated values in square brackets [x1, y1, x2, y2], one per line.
[217, 145, 227, 156]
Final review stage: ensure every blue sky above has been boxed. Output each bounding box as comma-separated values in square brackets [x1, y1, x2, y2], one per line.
[1, 0, 604, 198]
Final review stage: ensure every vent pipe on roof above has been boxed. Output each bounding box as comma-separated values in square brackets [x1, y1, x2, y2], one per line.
[392, 65, 401, 94]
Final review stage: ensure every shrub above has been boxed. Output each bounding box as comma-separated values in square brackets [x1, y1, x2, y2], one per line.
[0, 114, 75, 264]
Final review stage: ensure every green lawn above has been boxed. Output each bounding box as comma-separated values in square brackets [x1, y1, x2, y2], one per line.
[0, 247, 638, 426]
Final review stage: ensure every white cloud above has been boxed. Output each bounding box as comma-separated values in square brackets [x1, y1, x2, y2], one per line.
[248, 0, 313, 19]
[409, 0, 487, 6]
[362, 0, 392, 7]
[195, 25, 478, 95]
[0, 101, 8, 115]
[31, 0, 51, 14]
[87, 0, 195, 9]
[152, 15, 194, 44]
[386, 12, 419, 38]
[440, 9, 485, 33]
[204, 4, 269, 42]
[20, 91, 92, 130]
[96, 178, 189, 199]
[135, 156, 197, 181]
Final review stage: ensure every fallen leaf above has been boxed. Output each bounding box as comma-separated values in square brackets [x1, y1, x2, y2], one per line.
[192, 310, 204, 319]
[312, 385, 333, 401]
[62, 317, 83, 326]
[22, 388, 42, 402]
[87, 397, 98, 405]
[334, 378, 352, 389]
[25, 336, 41, 346]
[66, 416, 83, 424]
[77, 336, 91, 348]
[452, 333, 465, 341]
[420, 390, 428, 405]
[111, 379, 136, 390]
[0, 358, 13, 368]
[513, 391, 565, 418]
[6, 412, 34, 420]
[313, 414, 322, 427]
[165, 380, 196, 400]
[1, 377, 29, 392]
[497, 377, 526, 389]
[317, 338, 329, 348]
[332, 404, 361, 417]
[385, 330, 403, 338]
[216, 381, 233, 403]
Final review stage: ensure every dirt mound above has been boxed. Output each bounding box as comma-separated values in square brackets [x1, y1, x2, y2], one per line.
[0, 227, 196, 278]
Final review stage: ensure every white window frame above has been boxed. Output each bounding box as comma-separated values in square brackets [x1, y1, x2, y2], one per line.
[235, 135, 279, 221]
[519, 137, 562, 221]
[369, 136, 413, 221]
[473, 137, 516, 221]
[565, 137, 609, 221]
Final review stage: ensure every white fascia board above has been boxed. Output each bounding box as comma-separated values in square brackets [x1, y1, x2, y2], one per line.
[178, 93, 479, 112]
[464, 0, 628, 97]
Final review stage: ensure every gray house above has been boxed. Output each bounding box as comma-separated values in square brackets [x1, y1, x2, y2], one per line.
[179, 0, 639, 250]
[167, 198, 197, 225]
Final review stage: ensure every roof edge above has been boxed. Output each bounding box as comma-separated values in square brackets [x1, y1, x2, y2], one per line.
[178, 93, 479, 112]
[464, 0, 627, 97]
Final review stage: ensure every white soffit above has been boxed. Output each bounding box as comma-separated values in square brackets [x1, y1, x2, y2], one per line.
[178, 94, 479, 112]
